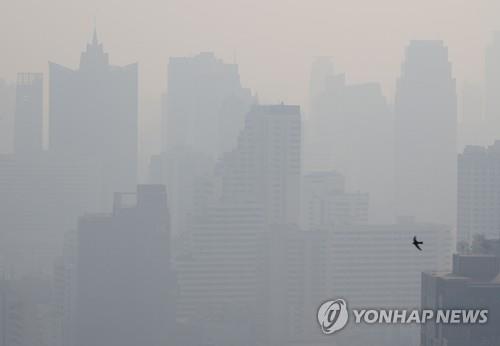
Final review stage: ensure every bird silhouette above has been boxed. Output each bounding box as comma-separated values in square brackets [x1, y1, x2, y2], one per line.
[412, 236, 423, 251]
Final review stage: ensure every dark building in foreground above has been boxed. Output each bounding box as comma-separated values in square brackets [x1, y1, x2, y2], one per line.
[71, 185, 173, 346]
[421, 254, 500, 346]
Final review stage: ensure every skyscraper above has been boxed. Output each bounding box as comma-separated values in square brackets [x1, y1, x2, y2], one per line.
[49, 30, 138, 208]
[0, 79, 15, 154]
[14, 73, 43, 156]
[164, 52, 253, 158]
[395, 40, 457, 226]
[307, 63, 394, 223]
[327, 219, 452, 346]
[301, 171, 369, 230]
[458, 142, 500, 243]
[216, 104, 301, 225]
[458, 82, 483, 150]
[484, 32, 500, 145]
[421, 254, 500, 346]
[72, 185, 173, 346]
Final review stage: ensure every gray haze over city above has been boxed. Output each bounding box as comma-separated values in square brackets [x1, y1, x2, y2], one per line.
[1, 1, 500, 346]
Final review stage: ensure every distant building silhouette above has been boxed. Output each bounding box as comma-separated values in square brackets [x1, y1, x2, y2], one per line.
[71, 185, 173, 346]
[176, 201, 267, 346]
[0, 68, 103, 276]
[307, 60, 394, 222]
[0, 277, 52, 346]
[0, 79, 15, 154]
[49, 30, 138, 208]
[458, 142, 500, 243]
[15, 73, 43, 156]
[301, 171, 369, 230]
[216, 104, 301, 224]
[484, 32, 500, 145]
[421, 254, 500, 346]
[395, 40, 457, 226]
[328, 219, 452, 346]
[0, 152, 100, 276]
[458, 82, 484, 150]
[164, 52, 254, 158]
[149, 149, 214, 237]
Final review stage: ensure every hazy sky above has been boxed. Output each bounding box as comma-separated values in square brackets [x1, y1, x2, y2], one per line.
[1, 0, 499, 165]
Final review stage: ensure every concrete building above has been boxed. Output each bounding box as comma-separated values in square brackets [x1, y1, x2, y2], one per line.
[307, 60, 394, 223]
[0, 79, 15, 155]
[216, 104, 301, 225]
[421, 254, 500, 346]
[165, 52, 254, 158]
[14, 73, 43, 156]
[458, 142, 500, 243]
[49, 30, 138, 209]
[301, 171, 369, 230]
[71, 185, 173, 346]
[395, 40, 457, 226]
[326, 219, 452, 346]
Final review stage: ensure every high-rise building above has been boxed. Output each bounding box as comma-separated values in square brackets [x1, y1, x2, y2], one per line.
[216, 104, 301, 225]
[395, 40, 457, 226]
[458, 82, 484, 150]
[71, 185, 173, 346]
[307, 61, 394, 223]
[421, 254, 500, 346]
[484, 32, 500, 145]
[0, 277, 53, 346]
[326, 219, 452, 346]
[49, 30, 138, 208]
[175, 202, 268, 325]
[458, 142, 500, 243]
[148, 149, 214, 237]
[0, 79, 15, 154]
[14, 73, 43, 156]
[301, 171, 369, 230]
[165, 52, 253, 158]
[0, 154, 101, 276]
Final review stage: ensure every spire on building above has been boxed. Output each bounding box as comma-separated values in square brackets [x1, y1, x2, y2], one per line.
[92, 27, 98, 46]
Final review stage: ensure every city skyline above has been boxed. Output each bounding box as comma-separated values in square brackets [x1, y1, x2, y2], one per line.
[1, 3, 500, 346]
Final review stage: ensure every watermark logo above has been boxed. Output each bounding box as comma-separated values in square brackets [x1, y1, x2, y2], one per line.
[317, 298, 489, 335]
[317, 298, 349, 334]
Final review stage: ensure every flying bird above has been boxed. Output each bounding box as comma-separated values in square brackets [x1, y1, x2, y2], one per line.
[412, 236, 423, 251]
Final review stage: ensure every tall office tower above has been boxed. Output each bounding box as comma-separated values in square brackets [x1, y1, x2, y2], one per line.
[0, 278, 22, 346]
[301, 171, 369, 230]
[0, 277, 53, 346]
[14, 73, 43, 156]
[0, 154, 101, 276]
[216, 104, 301, 225]
[176, 202, 268, 346]
[458, 142, 500, 243]
[49, 30, 138, 208]
[165, 52, 254, 158]
[0, 79, 15, 154]
[307, 64, 394, 223]
[308, 57, 334, 113]
[421, 254, 500, 346]
[71, 185, 173, 346]
[267, 226, 329, 346]
[327, 219, 452, 346]
[148, 149, 214, 237]
[484, 32, 500, 145]
[395, 40, 457, 226]
[458, 82, 483, 150]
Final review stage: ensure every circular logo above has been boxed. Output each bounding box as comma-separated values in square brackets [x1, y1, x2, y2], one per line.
[317, 298, 349, 335]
